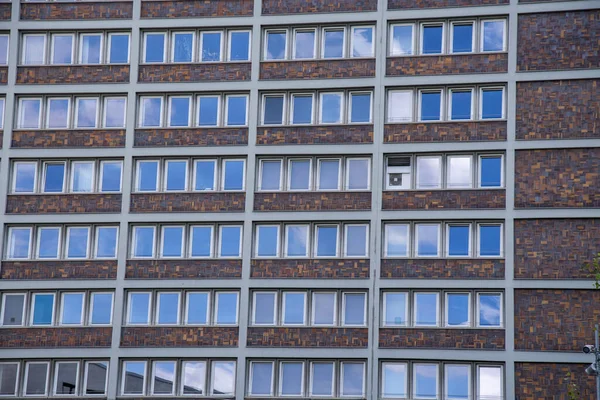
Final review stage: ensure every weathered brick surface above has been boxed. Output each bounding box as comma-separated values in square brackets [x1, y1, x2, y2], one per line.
[126, 259, 242, 279]
[515, 219, 600, 280]
[134, 128, 248, 147]
[262, 0, 376, 14]
[141, 0, 253, 18]
[1, 260, 117, 280]
[251, 259, 370, 279]
[0, 66, 7, 85]
[518, 11, 600, 71]
[0, 327, 112, 348]
[260, 60, 376, 80]
[247, 327, 368, 347]
[515, 289, 600, 351]
[139, 63, 251, 83]
[257, 125, 373, 145]
[6, 194, 122, 214]
[379, 328, 505, 349]
[515, 363, 596, 400]
[20, 1, 132, 20]
[515, 148, 600, 208]
[121, 327, 238, 347]
[0, 3, 10, 20]
[381, 259, 505, 279]
[130, 193, 245, 213]
[388, 0, 506, 8]
[384, 121, 507, 143]
[382, 190, 505, 210]
[16, 65, 130, 84]
[12, 129, 126, 148]
[254, 192, 372, 211]
[516, 79, 599, 140]
[387, 53, 508, 76]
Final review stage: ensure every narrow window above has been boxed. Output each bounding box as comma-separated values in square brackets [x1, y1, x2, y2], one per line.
[60, 292, 84, 325]
[310, 362, 334, 396]
[341, 362, 365, 397]
[253, 291, 276, 325]
[190, 226, 213, 258]
[413, 364, 438, 399]
[194, 160, 216, 191]
[315, 225, 339, 257]
[421, 24, 443, 54]
[385, 224, 409, 257]
[100, 161, 123, 192]
[414, 292, 439, 326]
[249, 362, 274, 396]
[447, 224, 471, 257]
[293, 29, 316, 59]
[75, 97, 99, 128]
[351, 26, 374, 58]
[108, 33, 130, 63]
[215, 292, 238, 325]
[25, 362, 49, 396]
[197, 96, 220, 126]
[219, 226, 242, 258]
[54, 361, 79, 395]
[285, 225, 309, 257]
[160, 226, 184, 258]
[47, 98, 70, 129]
[280, 362, 304, 396]
[37, 227, 61, 259]
[478, 293, 502, 327]
[446, 292, 471, 327]
[140, 97, 163, 127]
[222, 159, 245, 191]
[66, 226, 90, 259]
[451, 23, 474, 53]
[416, 223, 440, 257]
[43, 162, 65, 193]
[320, 92, 343, 124]
[447, 155, 473, 188]
[95, 226, 118, 258]
[478, 224, 502, 257]
[312, 292, 336, 325]
[201, 31, 222, 62]
[259, 160, 282, 191]
[449, 89, 473, 120]
[104, 97, 127, 128]
[127, 292, 151, 325]
[419, 90, 442, 121]
[23, 34, 46, 65]
[262, 95, 284, 125]
[144, 32, 166, 63]
[0, 34, 9, 65]
[416, 156, 441, 189]
[164, 160, 188, 191]
[349, 92, 372, 123]
[383, 292, 407, 326]
[172, 32, 194, 63]
[80, 33, 102, 64]
[84, 361, 108, 395]
[1, 293, 25, 326]
[346, 158, 370, 190]
[282, 292, 306, 325]
[390, 24, 413, 56]
[156, 292, 180, 325]
[323, 28, 344, 58]
[168, 96, 191, 127]
[13, 162, 37, 193]
[345, 224, 368, 258]
[387, 90, 413, 123]
[31, 293, 55, 326]
[122, 361, 146, 395]
[288, 159, 311, 190]
[211, 361, 236, 396]
[256, 225, 280, 258]
[478, 366, 503, 399]
[132, 226, 156, 258]
[186, 292, 210, 325]
[480, 88, 504, 119]
[90, 292, 113, 325]
[265, 30, 287, 60]
[291, 94, 313, 125]
[479, 155, 503, 187]
[0, 363, 19, 396]
[229, 30, 251, 61]
[71, 161, 95, 192]
[136, 160, 159, 192]
[0, 98, 4, 129]
[482, 20, 506, 52]
[343, 293, 366, 325]
[182, 361, 206, 395]
[225, 95, 247, 126]
[445, 364, 471, 399]
[7, 227, 32, 259]
[381, 362, 407, 398]
[19, 98, 42, 129]
[317, 159, 340, 190]
[51, 34, 73, 64]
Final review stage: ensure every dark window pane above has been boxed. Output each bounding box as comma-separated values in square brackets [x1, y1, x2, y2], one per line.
[25, 364, 48, 395]
[201, 32, 222, 62]
[55, 363, 78, 395]
[422, 25, 443, 54]
[451, 91, 472, 120]
[448, 225, 470, 256]
[109, 34, 129, 63]
[480, 156, 502, 187]
[43, 164, 65, 192]
[452, 24, 473, 53]
[447, 294, 469, 326]
[2, 295, 24, 326]
[85, 362, 108, 395]
[0, 363, 18, 395]
[230, 31, 250, 61]
[481, 89, 503, 119]
[350, 93, 371, 123]
[420, 92, 441, 121]
[263, 96, 284, 125]
[145, 34, 165, 63]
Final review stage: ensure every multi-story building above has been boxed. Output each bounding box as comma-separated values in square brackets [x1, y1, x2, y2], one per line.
[0, 0, 598, 398]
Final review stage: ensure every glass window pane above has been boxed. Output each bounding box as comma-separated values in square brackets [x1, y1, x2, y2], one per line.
[384, 293, 407, 326]
[422, 25, 443, 54]
[420, 91, 442, 121]
[289, 160, 310, 190]
[19, 98, 41, 128]
[81, 34, 101, 64]
[480, 156, 502, 187]
[320, 93, 342, 124]
[0, 98, 3, 129]
[38, 227, 60, 259]
[415, 293, 438, 326]
[481, 89, 503, 119]
[448, 156, 472, 188]
[219, 226, 241, 257]
[8, 228, 31, 259]
[100, 161, 122, 192]
[216, 292, 238, 324]
[186, 292, 209, 324]
[283, 292, 305, 325]
[24, 35, 45, 65]
[61, 293, 83, 325]
[211, 361, 235, 396]
[382, 363, 406, 398]
[323, 29, 344, 58]
[162, 226, 184, 257]
[342, 363, 364, 396]
[286, 225, 308, 257]
[14, 163, 36, 193]
[294, 30, 315, 59]
[133, 227, 155, 258]
[260, 160, 282, 191]
[316, 225, 338, 257]
[417, 157, 441, 189]
[90, 293, 113, 324]
[52, 35, 73, 64]
[280, 362, 303, 396]
[197, 96, 219, 126]
[72, 162, 94, 192]
[182, 362, 206, 395]
[104, 98, 126, 128]
[416, 224, 439, 257]
[96, 227, 118, 258]
[85, 362, 108, 395]
[173, 32, 193, 62]
[157, 293, 179, 325]
[123, 361, 145, 395]
[67, 227, 89, 258]
[479, 225, 502, 256]
[253, 292, 275, 325]
[76, 98, 98, 128]
[313, 293, 335, 325]
[311, 363, 334, 396]
[388, 90, 413, 122]
[194, 160, 216, 191]
[0, 363, 18, 395]
[55, 362, 78, 395]
[414, 364, 438, 398]
[479, 294, 501, 326]
[169, 97, 191, 127]
[250, 362, 273, 395]
[347, 159, 369, 190]
[47, 98, 69, 129]
[137, 161, 158, 192]
[32, 294, 54, 325]
[2, 294, 25, 326]
[352, 27, 373, 57]
[141, 97, 162, 127]
[448, 225, 470, 257]
[229, 31, 250, 61]
[128, 293, 150, 324]
[190, 226, 212, 257]
[145, 33, 165, 63]
[266, 31, 286, 60]
[350, 92, 371, 123]
[25, 363, 48, 395]
[346, 225, 367, 257]
[452, 24, 473, 53]
[483, 21, 505, 52]
[0, 36, 7, 65]
[446, 365, 470, 399]
[318, 160, 339, 190]
[257, 225, 279, 257]
[223, 160, 244, 190]
[344, 293, 365, 325]
[447, 293, 470, 326]
[478, 366, 502, 398]
[386, 224, 409, 257]
[43, 163, 65, 192]
[165, 161, 187, 191]
[226, 95, 247, 126]
[263, 96, 284, 125]
[292, 95, 313, 124]
[391, 25, 413, 55]
[109, 34, 129, 63]
[450, 90, 472, 120]
[201, 32, 222, 62]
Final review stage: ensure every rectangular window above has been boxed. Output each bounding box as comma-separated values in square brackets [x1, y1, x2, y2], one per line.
[160, 225, 184, 258]
[482, 20, 506, 52]
[385, 224, 409, 257]
[136, 160, 159, 192]
[288, 159, 311, 191]
[25, 362, 49, 396]
[95, 226, 118, 259]
[80, 33, 102, 64]
[445, 293, 471, 327]
[156, 292, 180, 325]
[103, 97, 127, 128]
[71, 161, 94, 192]
[132, 226, 156, 258]
[390, 24, 414, 56]
[480, 87, 504, 119]
[0, 98, 4, 129]
[349, 92, 372, 123]
[215, 292, 238, 325]
[447, 155, 473, 188]
[346, 158, 370, 190]
[51, 34, 74, 64]
[164, 160, 188, 191]
[265, 30, 287, 60]
[253, 292, 277, 325]
[168, 96, 191, 127]
[282, 292, 306, 325]
[343, 293, 366, 326]
[415, 224, 440, 257]
[84, 361, 108, 395]
[60, 292, 84, 325]
[414, 292, 438, 326]
[54, 361, 79, 395]
[66, 227, 90, 259]
[122, 361, 146, 395]
[18, 98, 42, 129]
[31, 293, 55, 326]
[144, 32, 166, 63]
[449, 89, 473, 120]
[181, 361, 206, 395]
[351, 26, 374, 58]
[478, 224, 502, 257]
[225, 94, 248, 126]
[222, 159, 245, 191]
[383, 292, 408, 327]
[413, 364, 438, 399]
[90, 292, 113, 325]
[451, 22, 474, 53]
[197, 96, 220, 127]
[194, 159, 216, 191]
[47, 97, 70, 129]
[315, 225, 339, 257]
[479, 155, 503, 187]
[319, 92, 343, 124]
[186, 292, 210, 325]
[478, 366, 503, 399]
[229, 30, 251, 61]
[262, 94, 285, 125]
[211, 361, 236, 396]
[291, 94, 313, 125]
[344, 224, 368, 258]
[445, 364, 470, 400]
[36, 226, 61, 259]
[172, 31, 194, 63]
[100, 160, 123, 192]
[0, 363, 19, 396]
[312, 292, 336, 325]
[249, 362, 274, 396]
[341, 362, 365, 397]
[293, 29, 316, 59]
[388, 90, 413, 123]
[419, 90, 442, 121]
[152, 361, 176, 395]
[23, 34, 46, 65]
[201, 31, 222, 62]
[317, 159, 340, 190]
[140, 97, 163, 127]
[416, 156, 441, 189]
[108, 33, 130, 63]
[190, 226, 213, 258]
[382, 362, 407, 398]
[42, 161, 65, 193]
[7, 227, 32, 259]
[447, 224, 471, 257]
[285, 225, 309, 257]
[0, 34, 9, 66]
[279, 361, 304, 396]
[477, 293, 502, 327]
[310, 362, 334, 396]
[421, 24, 443, 54]
[323, 28, 344, 58]
[127, 292, 151, 325]
[256, 225, 280, 258]
[1, 293, 25, 326]
[259, 159, 282, 191]
[219, 226, 242, 258]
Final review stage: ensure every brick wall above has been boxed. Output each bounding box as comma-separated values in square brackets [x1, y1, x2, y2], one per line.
[386, 54, 508, 76]
[515, 148, 600, 208]
[384, 121, 507, 143]
[262, 0, 376, 14]
[382, 190, 505, 210]
[12, 129, 126, 148]
[6, 194, 122, 214]
[516, 79, 599, 140]
[125, 259, 242, 279]
[121, 327, 238, 347]
[251, 259, 370, 279]
[0, 327, 112, 348]
[20, 1, 133, 20]
[518, 10, 600, 71]
[257, 125, 373, 145]
[515, 219, 600, 279]
[379, 328, 505, 349]
[0, 3, 10, 20]
[0, 66, 7, 85]
[381, 259, 505, 279]
[515, 363, 596, 400]
[138, 63, 251, 83]
[515, 289, 600, 351]
[134, 128, 248, 147]
[1, 260, 118, 280]
[247, 327, 368, 347]
[260, 60, 376, 80]
[16, 65, 130, 84]
[254, 192, 372, 211]
[141, 0, 253, 18]
[130, 193, 245, 213]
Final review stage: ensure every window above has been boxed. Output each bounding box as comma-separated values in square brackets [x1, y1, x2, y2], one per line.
[80, 33, 102, 64]
[265, 30, 287, 60]
[421, 24, 443, 54]
[60, 292, 84, 325]
[414, 363, 438, 399]
[381, 362, 407, 398]
[382, 292, 408, 327]
[414, 292, 439, 326]
[173, 31, 194, 62]
[22, 34, 46, 65]
[477, 293, 502, 327]
[419, 90, 442, 121]
[201, 31, 222, 62]
[478, 366, 503, 399]
[53, 361, 79, 395]
[480, 87, 504, 119]
[31, 293, 55, 326]
[0, 97, 5, 130]
[85, 361, 109, 395]
[249, 362, 274, 396]
[0, 34, 8, 66]
[1, 293, 25, 326]
[18, 98, 42, 129]
[152, 361, 176, 395]
[156, 292, 180, 325]
[51, 33, 74, 64]
[390, 24, 413, 56]
[25, 362, 49, 396]
[322, 27, 345, 58]
[122, 361, 146, 395]
[478, 224, 503, 257]
[144, 32, 166, 63]
[451, 22, 474, 53]
[0, 363, 19, 396]
[481, 20, 506, 52]
[293, 29, 316, 59]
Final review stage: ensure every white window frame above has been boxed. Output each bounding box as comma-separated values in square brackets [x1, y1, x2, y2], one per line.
[477, 154, 504, 188]
[416, 155, 442, 190]
[287, 158, 312, 192]
[348, 91, 373, 124]
[0, 34, 10, 66]
[94, 226, 119, 259]
[126, 291, 151, 326]
[284, 224, 310, 258]
[281, 291, 307, 326]
[171, 31, 196, 63]
[17, 97, 43, 129]
[121, 361, 147, 396]
[249, 361, 275, 397]
[155, 291, 181, 326]
[444, 364, 472, 399]
[50, 33, 75, 65]
[163, 159, 189, 192]
[340, 362, 366, 397]
[0, 293, 26, 327]
[313, 224, 340, 258]
[350, 25, 375, 58]
[218, 225, 243, 258]
[35, 226, 62, 260]
[447, 88, 474, 121]
[252, 291, 277, 326]
[131, 226, 157, 259]
[65, 226, 91, 259]
[166, 96, 192, 128]
[449, 21, 475, 54]
[480, 19, 507, 52]
[150, 360, 177, 394]
[192, 159, 218, 191]
[255, 224, 281, 258]
[99, 160, 123, 192]
[318, 92, 344, 125]
[210, 361, 236, 396]
[46, 97, 71, 129]
[143, 31, 167, 63]
[446, 154, 473, 189]
[224, 94, 249, 126]
[476, 365, 504, 399]
[382, 291, 409, 327]
[343, 224, 369, 258]
[189, 225, 214, 259]
[264, 29, 288, 61]
[79, 32, 104, 64]
[53, 361, 80, 396]
[30, 292, 56, 326]
[321, 26, 346, 59]
[476, 292, 503, 327]
[309, 362, 335, 397]
[381, 362, 408, 398]
[445, 223, 472, 258]
[70, 160, 96, 193]
[258, 159, 283, 192]
[138, 96, 164, 128]
[341, 292, 367, 327]
[74, 96, 100, 129]
[384, 224, 410, 258]
[345, 157, 371, 191]
[477, 223, 503, 258]
[89, 292, 114, 326]
[24, 361, 50, 397]
[419, 22, 445, 55]
[196, 95, 221, 127]
[413, 292, 440, 327]
[135, 159, 160, 192]
[184, 291, 211, 325]
[413, 363, 439, 400]
[478, 86, 506, 120]
[83, 361, 109, 396]
[292, 28, 317, 60]
[444, 292, 472, 327]
[180, 360, 207, 396]
[103, 97, 127, 128]
[199, 30, 224, 62]
[311, 291, 337, 326]
[107, 32, 131, 64]
[261, 93, 286, 126]
[278, 361, 305, 397]
[214, 291, 239, 325]
[59, 292, 85, 326]
[227, 29, 252, 62]
[418, 89, 444, 122]
[0, 362, 19, 396]
[414, 223, 441, 258]
[389, 23, 415, 56]
[221, 158, 246, 191]
[7, 227, 33, 260]
[316, 158, 341, 191]
[12, 161, 38, 193]
[22, 34, 47, 65]
[290, 93, 314, 125]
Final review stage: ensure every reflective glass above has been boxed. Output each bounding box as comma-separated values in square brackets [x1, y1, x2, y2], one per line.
[344, 293, 365, 325]
[448, 225, 470, 257]
[316, 226, 338, 257]
[105, 98, 126, 128]
[250, 363, 273, 395]
[350, 93, 371, 123]
[32, 294, 54, 325]
[479, 225, 501, 256]
[260, 161, 281, 191]
[14, 163, 36, 193]
[391, 25, 413, 55]
[311, 363, 333, 396]
[289, 160, 310, 190]
[145, 33, 165, 63]
[323, 29, 344, 58]
[72, 162, 94, 192]
[173, 32, 193, 62]
[481, 89, 503, 119]
[479, 294, 501, 326]
[346, 225, 367, 257]
[226, 96, 247, 126]
[257, 226, 279, 257]
[318, 160, 339, 190]
[194, 160, 216, 190]
[384, 293, 407, 326]
[100, 161, 122, 192]
[223, 160, 244, 190]
[76, 98, 98, 128]
[128, 293, 150, 324]
[480, 156, 502, 187]
[283, 292, 305, 324]
[157, 293, 179, 324]
[420, 91, 442, 121]
[286, 225, 308, 257]
[38, 227, 60, 259]
[137, 161, 158, 192]
[415, 293, 438, 326]
[109, 34, 129, 63]
[313, 293, 335, 325]
[263, 96, 284, 125]
[123, 362, 145, 395]
[190, 226, 212, 257]
[414, 364, 438, 398]
[229, 31, 250, 61]
[96, 227, 118, 258]
[215, 292, 238, 324]
[450, 90, 472, 120]
[168, 97, 190, 127]
[416, 224, 439, 256]
[141, 98, 162, 127]
[198, 96, 219, 126]
[452, 24, 473, 53]
[43, 163, 65, 193]
[382, 363, 406, 398]
[446, 365, 470, 399]
[61, 293, 83, 325]
[20, 99, 41, 128]
[201, 32, 222, 62]
[447, 293, 470, 326]
[253, 292, 275, 325]
[341, 363, 364, 396]
[186, 292, 209, 324]
[422, 25, 443, 54]
[52, 35, 73, 64]
[182, 362, 205, 395]
[386, 224, 409, 257]
[67, 227, 89, 258]
[280, 362, 303, 396]
[292, 95, 313, 124]
[133, 227, 155, 258]
[320, 93, 342, 124]
[294, 30, 315, 59]
[161, 226, 184, 257]
[165, 161, 187, 191]
[90, 293, 113, 324]
[219, 226, 241, 257]
[266, 31, 286, 60]
[81, 34, 101, 64]
[47, 98, 69, 129]
[352, 27, 373, 57]
[483, 21, 505, 52]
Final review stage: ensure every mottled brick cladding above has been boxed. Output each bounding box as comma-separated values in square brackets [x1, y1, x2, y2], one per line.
[388, 0, 506, 8]
[379, 328, 505, 350]
[518, 11, 600, 71]
[247, 327, 368, 348]
[6, 194, 122, 214]
[0, 327, 112, 348]
[515, 289, 600, 351]
[387, 53, 508, 76]
[121, 327, 238, 348]
[0, 3, 10, 20]
[141, 0, 253, 18]
[257, 125, 373, 145]
[260, 60, 376, 80]
[515, 219, 600, 280]
[134, 128, 248, 147]
[381, 259, 505, 279]
[130, 192, 245, 213]
[1, 260, 118, 280]
[16, 65, 130, 84]
[126, 259, 242, 279]
[262, 0, 376, 14]
[138, 63, 251, 83]
[254, 192, 372, 211]
[0, 67, 7, 85]
[382, 190, 505, 210]
[384, 121, 507, 143]
[20, 1, 133, 20]
[12, 129, 126, 148]
[251, 259, 370, 279]
[515, 363, 596, 400]
[516, 80, 600, 140]
[515, 148, 600, 208]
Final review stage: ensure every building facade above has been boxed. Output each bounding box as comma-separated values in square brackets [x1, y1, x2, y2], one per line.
[0, 0, 599, 399]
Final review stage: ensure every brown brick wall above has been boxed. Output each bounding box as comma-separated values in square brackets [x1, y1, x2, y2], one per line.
[125, 259, 242, 279]
[262, 0, 376, 14]
[386, 53, 508, 76]
[134, 128, 248, 147]
[515, 148, 600, 208]
[518, 11, 600, 71]
[0, 327, 112, 348]
[20, 1, 132, 20]
[388, 0, 507, 8]
[0, 66, 7, 85]
[6, 194, 122, 214]
[515, 363, 596, 400]
[515, 289, 600, 351]
[382, 190, 505, 210]
[379, 328, 505, 349]
[121, 327, 238, 347]
[260, 59, 376, 80]
[247, 327, 368, 347]
[515, 219, 600, 280]
[138, 63, 251, 83]
[257, 125, 373, 145]
[141, 0, 253, 18]
[16, 65, 130, 84]
[251, 259, 370, 279]
[254, 192, 372, 211]
[381, 259, 505, 279]
[130, 192, 245, 213]
[516, 79, 599, 140]
[384, 121, 507, 143]
[1, 260, 118, 280]
[0, 3, 10, 20]
[12, 129, 126, 148]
